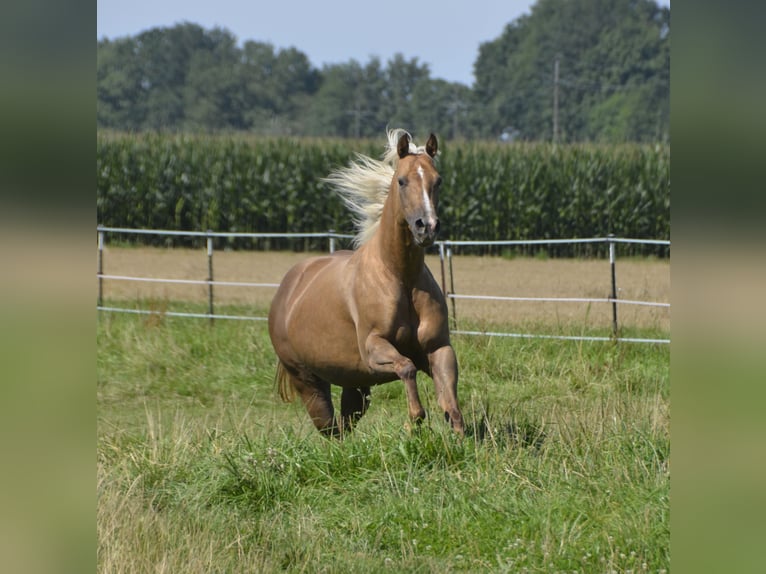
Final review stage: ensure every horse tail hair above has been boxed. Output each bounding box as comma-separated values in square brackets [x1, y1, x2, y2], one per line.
[275, 361, 295, 402]
[324, 128, 429, 248]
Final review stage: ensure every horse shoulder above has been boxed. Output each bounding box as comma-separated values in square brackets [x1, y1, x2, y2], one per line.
[349, 253, 403, 326]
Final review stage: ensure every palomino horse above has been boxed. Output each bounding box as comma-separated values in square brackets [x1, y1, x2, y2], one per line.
[268, 129, 464, 437]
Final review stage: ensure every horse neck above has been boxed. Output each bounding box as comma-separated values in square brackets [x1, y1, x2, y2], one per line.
[368, 185, 424, 285]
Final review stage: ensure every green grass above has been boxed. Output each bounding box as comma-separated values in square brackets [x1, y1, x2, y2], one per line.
[97, 308, 669, 573]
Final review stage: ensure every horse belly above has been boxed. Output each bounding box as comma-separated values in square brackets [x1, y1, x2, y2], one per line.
[287, 303, 363, 375]
[270, 254, 373, 385]
[289, 299, 408, 386]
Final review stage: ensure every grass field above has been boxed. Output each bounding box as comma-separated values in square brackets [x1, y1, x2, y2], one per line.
[97, 292, 670, 572]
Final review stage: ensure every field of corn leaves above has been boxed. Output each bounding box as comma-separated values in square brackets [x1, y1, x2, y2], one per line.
[97, 133, 669, 256]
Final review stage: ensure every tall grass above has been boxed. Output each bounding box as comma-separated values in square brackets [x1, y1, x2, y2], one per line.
[98, 310, 669, 573]
[97, 133, 669, 256]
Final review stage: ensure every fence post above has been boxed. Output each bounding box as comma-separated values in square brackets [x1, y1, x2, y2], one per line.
[207, 232, 214, 325]
[329, 230, 335, 254]
[438, 242, 447, 295]
[438, 242, 457, 330]
[608, 234, 618, 338]
[97, 227, 104, 307]
[447, 247, 457, 330]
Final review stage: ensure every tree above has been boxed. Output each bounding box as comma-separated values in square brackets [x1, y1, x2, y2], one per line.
[268, 47, 321, 134]
[96, 4, 670, 142]
[380, 54, 431, 129]
[411, 79, 474, 140]
[182, 28, 243, 131]
[136, 23, 213, 130]
[472, 0, 670, 142]
[97, 23, 321, 134]
[238, 41, 280, 131]
[97, 37, 145, 129]
[306, 59, 387, 138]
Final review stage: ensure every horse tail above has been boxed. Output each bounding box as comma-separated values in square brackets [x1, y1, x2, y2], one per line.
[275, 361, 295, 402]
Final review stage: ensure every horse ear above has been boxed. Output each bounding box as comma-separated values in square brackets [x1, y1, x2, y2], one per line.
[397, 133, 411, 158]
[426, 133, 438, 158]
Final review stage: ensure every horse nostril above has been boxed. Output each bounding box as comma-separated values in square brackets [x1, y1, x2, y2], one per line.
[415, 218, 425, 230]
[433, 219, 440, 234]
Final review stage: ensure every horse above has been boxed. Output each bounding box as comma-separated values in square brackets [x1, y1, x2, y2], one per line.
[268, 129, 464, 437]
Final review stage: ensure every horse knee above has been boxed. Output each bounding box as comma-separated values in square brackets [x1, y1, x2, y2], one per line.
[395, 359, 417, 382]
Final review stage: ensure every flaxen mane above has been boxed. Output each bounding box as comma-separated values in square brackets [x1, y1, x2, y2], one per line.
[323, 128, 433, 247]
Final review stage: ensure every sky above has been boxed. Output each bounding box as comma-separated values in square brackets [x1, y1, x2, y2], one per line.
[97, 0, 669, 86]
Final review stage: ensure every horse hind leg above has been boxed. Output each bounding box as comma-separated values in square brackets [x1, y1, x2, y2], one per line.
[275, 363, 338, 436]
[293, 375, 339, 437]
[340, 386, 371, 433]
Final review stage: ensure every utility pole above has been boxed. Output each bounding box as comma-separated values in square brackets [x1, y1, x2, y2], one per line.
[553, 57, 560, 143]
[351, 102, 362, 139]
[346, 100, 371, 139]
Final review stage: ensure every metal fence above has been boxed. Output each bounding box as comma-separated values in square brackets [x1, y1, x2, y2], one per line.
[435, 238, 670, 344]
[97, 226, 670, 344]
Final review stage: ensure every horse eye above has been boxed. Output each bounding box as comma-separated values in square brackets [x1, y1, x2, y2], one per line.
[398, 177, 407, 187]
[435, 177, 442, 188]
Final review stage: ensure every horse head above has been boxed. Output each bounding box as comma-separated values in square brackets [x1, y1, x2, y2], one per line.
[394, 133, 441, 248]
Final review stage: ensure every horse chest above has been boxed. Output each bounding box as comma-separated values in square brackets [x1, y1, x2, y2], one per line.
[388, 298, 423, 350]
[392, 322, 415, 347]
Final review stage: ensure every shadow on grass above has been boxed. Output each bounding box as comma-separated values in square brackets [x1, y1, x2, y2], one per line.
[463, 404, 547, 452]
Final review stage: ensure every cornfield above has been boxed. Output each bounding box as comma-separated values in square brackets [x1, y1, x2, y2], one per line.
[97, 133, 669, 256]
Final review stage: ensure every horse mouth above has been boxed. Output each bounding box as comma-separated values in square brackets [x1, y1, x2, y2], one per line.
[409, 218, 439, 247]
[413, 234, 436, 248]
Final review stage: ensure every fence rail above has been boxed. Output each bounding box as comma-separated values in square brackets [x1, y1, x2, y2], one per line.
[98, 274, 280, 289]
[438, 237, 671, 247]
[448, 293, 670, 308]
[97, 227, 670, 344]
[97, 226, 356, 240]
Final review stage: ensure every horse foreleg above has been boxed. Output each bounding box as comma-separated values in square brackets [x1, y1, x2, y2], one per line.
[402, 375, 426, 427]
[428, 345, 465, 436]
[365, 335, 426, 425]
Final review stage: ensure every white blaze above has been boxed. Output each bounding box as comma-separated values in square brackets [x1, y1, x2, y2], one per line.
[416, 166, 434, 224]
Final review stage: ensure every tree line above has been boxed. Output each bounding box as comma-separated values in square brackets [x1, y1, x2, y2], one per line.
[97, 0, 669, 143]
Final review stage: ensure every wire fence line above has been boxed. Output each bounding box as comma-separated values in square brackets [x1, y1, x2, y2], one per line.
[97, 226, 356, 240]
[98, 274, 280, 289]
[97, 306, 268, 322]
[97, 227, 670, 344]
[438, 237, 671, 247]
[450, 330, 671, 345]
[448, 293, 669, 308]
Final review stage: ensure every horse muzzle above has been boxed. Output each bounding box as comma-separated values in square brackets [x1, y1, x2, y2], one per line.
[411, 216, 440, 247]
